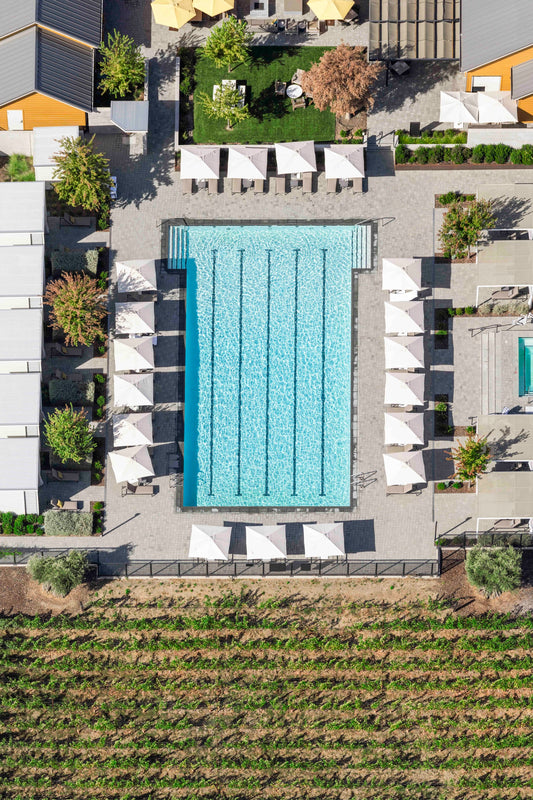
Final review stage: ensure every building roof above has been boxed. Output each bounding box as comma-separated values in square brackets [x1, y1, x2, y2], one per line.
[476, 240, 533, 286]
[0, 27, 93, 111]
[111, 101, 149, 133]
[0, 0, 103, 47]
[33, 126, 79, 181]
[0, 309, 43, 362]
[0, 245, 44, 298]
[461, 0, 533, 72]
[512, 59, 533, 99]
[0, 182, 46, 235]
[369, 0, 460, 60]
[0, 374, 41, 426]
[0, 438, 40, 490]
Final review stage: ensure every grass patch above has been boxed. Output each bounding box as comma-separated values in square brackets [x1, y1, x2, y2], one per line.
[193, 47, 335, 144]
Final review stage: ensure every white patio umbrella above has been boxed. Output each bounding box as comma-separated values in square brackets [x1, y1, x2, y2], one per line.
[113, 373, 154, 408]
[439, 91, 478, 125]
[227, 145, 268, 180]
[180, 145, 220, 180]
[384, 301, 424, 335]
[382, 258, 422, 294]
[117, 259, 158, 293]
[384, 372, 425, 406]
[114, 337, 155, 372]
[109, 445, 154, 484]
[477, 92, 518, 124]
[303, 523, 345, 557]
[384, 336, 424, 370]
[115, 302, 155, 335]
[384, 412, 425, 446]
[323, 145, 365, 179]
[245, 525, 287, 559]
[113, 412, 153, 447]
[383, 451, 426, 487]
[275, 141, 317, 174]
[189, 525, 231, 560]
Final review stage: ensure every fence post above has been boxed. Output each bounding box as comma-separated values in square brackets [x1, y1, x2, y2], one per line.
[125, 562, 128, 578]
[149, 561, 153, 578]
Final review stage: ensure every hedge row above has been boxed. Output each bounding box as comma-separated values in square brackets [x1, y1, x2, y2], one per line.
[0, 513, 44, 535]
[43, 510, 94, 537]
[51, 250, 99, 277]
[396, 128, 467, 145]
[396, 143, 533, 166]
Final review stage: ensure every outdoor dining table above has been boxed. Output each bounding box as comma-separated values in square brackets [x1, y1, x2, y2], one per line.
[286, 84, 303, 98]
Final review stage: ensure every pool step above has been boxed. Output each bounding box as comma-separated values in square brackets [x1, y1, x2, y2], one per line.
[480, 329, 500, 415]
[168, 226, 189, 270]
[352, 225, 372, 270]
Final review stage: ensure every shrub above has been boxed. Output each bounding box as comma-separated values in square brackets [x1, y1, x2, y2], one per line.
[435, 329, 447, 336]
[96, 395, 106, 408]
[408, 155, 416, 164]
[466, 545, 522, 597]
[43, 511, 94, 537]
[6, 153, 35, 182]
[44, 406, 95, 464]
[450, 145, 470, 164]
[494, 143, 512, 164]
[436, 482, 446, 491]
[440, 191, 459, 206]
[94, 373, 106, 384]
[51, 250, 99, 277]
[93, 501, 104, 512]
[522, 144, 533, 165]
[465, 306, 475, 315]
[428, 145, 444, 164]
[48, 380, 95, 406]
[1, 512, 15, 534]
[98, 30, 145, 99]
[415, 147, 430, 164]
[435, 401, 447, 413]
[471, 144, 485, 164]
[27, 550, 89, 596]
[484, 144, 496, 163]
[13, 516, 25, 536]
[447, 308, 455, 316]
[510, 149, 523, 165]
[44, 272, 107, 347]
[453, 482, 463, 489]
[395, 144, 409, 164]
[455, 307, 464, 315]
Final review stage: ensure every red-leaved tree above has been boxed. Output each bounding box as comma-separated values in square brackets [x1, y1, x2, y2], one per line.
[44, 272, 107, 347]
[301, 44, 383, 117]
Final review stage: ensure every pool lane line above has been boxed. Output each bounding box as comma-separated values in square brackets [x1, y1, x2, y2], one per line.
[292, 249, 300, 497]
[208, 249, 217, 497]
[236, 249, 244, 497]
[264, 250, 272, 497]
[320, 248, 327, 497]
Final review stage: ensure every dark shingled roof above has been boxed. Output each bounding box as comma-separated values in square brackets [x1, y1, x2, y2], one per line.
[461, 0, 533, 72]
[0, 0, 102, 47]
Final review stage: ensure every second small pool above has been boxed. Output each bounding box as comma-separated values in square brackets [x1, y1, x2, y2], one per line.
[518, 337, 533, 396]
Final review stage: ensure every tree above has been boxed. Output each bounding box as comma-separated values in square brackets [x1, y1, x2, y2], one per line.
[203, 18, 253, 73]
[466, 545, 522, 597]
[27, 551, 89, 597]
[448, 434, 491, 483]
[439, 199, 495, 260]
[199, 86, 250, 130]
[52, 136, 113, 214]
[44, 406, 96, 464]
[300, 45, 383, 117]
[44, 272, 107, 347]
[98, 29, 145, 99]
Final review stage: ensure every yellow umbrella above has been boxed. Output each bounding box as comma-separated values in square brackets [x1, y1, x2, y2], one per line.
[192, 0, 234, 16]
[151, 0, 196, 28]
[308, 0, 353, 19]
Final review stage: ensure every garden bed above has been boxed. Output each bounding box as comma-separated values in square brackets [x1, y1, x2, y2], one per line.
[94, 374, 107, 421]
[0, 513, 44, 536]
[434, 394, 450, 437]
[397, 142, 533, 169]
[435, 480, 475, 493]
[434, 308, 449, 349]
[434, 192, 476, 207]
[396, 129, 467, 145]
[91, 443, 105, 487]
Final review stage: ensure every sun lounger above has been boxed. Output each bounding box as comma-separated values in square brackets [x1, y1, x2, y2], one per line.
[352, 178, 363, 193]
[232, 178, 242, 194]
[51, 468, 80, 482]
[54, 369, 83, 382]
[254, 179, 265, 193]
[123, 482, 155, 496]
[51, 499, 79, 510]
[492, 518, 522, 529]
[181, 178, 193, 194]
[302, 172, 313, 193]
[386, 484, 413, 494]
[208, 179, 218, 194]
[326, 178, 337, 193]
[50, 342, 83, 357]
[275, 176, 286, 194]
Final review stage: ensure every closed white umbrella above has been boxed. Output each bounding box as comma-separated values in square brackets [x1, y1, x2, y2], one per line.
[114, 337, 155, 372]
[109, 445, 154, 484]
[227, 146, 268, 180]
[439, 91, 478, 124]
[385, 372, 425, 406]
[113, 413, 153, 447]
[117, 259, 157, 293]
[303, 523, 345, 557]
[477, 92, 518, 123]
[384, 336, 424, 370]
[189, 525, 231, 560]
[113, 373, 154, 408]
[384, 301, 424, 335]
[384, 412, 424, 446]
[324, 145, 365, 179]
[180, 145, 220, 180]
[383, 451, 426, 486]
[275, 141, 317, 174]
[245, 525, 287, 559]
[115, 302, 155, 335]
[382, 258, 422, 293]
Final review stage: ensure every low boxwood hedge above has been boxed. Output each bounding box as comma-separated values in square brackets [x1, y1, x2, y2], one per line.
[396, 142, 533, 166]
[0, 512, 44, 535]
[43, 510, 94, 537]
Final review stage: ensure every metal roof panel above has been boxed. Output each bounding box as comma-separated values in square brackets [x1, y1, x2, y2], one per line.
[461, 0, 533, 72]
[0, 0, 102, 47]
[512, 59, 533, 99]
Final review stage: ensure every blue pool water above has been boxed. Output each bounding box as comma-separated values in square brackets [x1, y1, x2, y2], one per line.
[169, 224, 369, 508]
[519, 338, 533, 396]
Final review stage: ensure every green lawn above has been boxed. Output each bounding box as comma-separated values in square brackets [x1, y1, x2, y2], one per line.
[193, 47, 336, 144]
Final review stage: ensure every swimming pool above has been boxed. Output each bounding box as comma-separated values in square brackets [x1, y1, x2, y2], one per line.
[170, 224, 369, 508]
[519, 338, 533, 396]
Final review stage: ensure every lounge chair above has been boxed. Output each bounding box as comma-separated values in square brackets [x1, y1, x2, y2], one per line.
[50, 342, 83, 357]
[386, 484, 413, 494]
[275, 176, 286, 194]
[491, 286, 520, 300]
[254, 179, 265, 193]
[492, 518, 522, 529]
[51, 499, 79, 510]
[51, 468, 80, 482]
[208, 179, 218, 195]
[54, 369, 83, 382]
[123, 482, 155, 496]
[326, 178, 337, 193]
[352, 178, 363, 193]
[302, 172, 313, 193]
[232, 178, 242, 194]
[181, 178, 193, 194]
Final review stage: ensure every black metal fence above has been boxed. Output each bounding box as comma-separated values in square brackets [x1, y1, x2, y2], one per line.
[0, 549, 439, 578]
[438, 531, 533, 549]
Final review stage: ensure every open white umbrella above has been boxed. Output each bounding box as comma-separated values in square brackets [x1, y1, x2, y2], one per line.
[115, 302, 155, 335]
[384, 336, 424, 370]
[303, 523, 345, 557]
[477, 92, 518, 123]
[439, 91, 478, 125]
[324, 145, 365, 179]
[385, 372, 425, 406]
[245, 526, 287, 559]
[382, 258, 422, 295]
[383, 451, 426, 486]
[384, 412, 425, 446]
[180, 145, 220, 180]
[275, 141, 316, 174]
[113, 373, 154, 408]
[227, 146, 268, 180]
[109, 445, 154, 484]
[113, 412, 153, 447]
[117, 259, 157, 293]
[384, 301, 424, 335]
[114, 337, 155, 372]
[189, 525, 231, 560]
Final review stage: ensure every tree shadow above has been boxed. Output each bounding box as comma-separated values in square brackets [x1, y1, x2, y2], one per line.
[485, 424, 532, 460]
[488, 194, 533, 229]
[250, 88, 288, 122]
[371, 60, 463, 117]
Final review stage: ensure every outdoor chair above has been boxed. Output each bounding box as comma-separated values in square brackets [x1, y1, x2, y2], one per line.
[386, 484, 413, 494]
[123, 482, 155, 496]
[232, 178, 242, 194]
[243, 178, 253, 189]
[54, 369, 83, 382]
[352, 178, 363, 193]
[275, 176, 287, 194]
[62, 213, 93, 227]
[302, 172, 313, 193]
[491, 286, 520, 300]
[290, 174, 300, 189]
[326, 178, 337, 193]
[51, 468, 80, 482]
[254, 179, 265, 193]
[181, 178, 193, 194]
[291, 68, 306, 85]
[291, 96, 306, 111]
[208, 179, 218, 194]
[274, 80, 286, 96]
